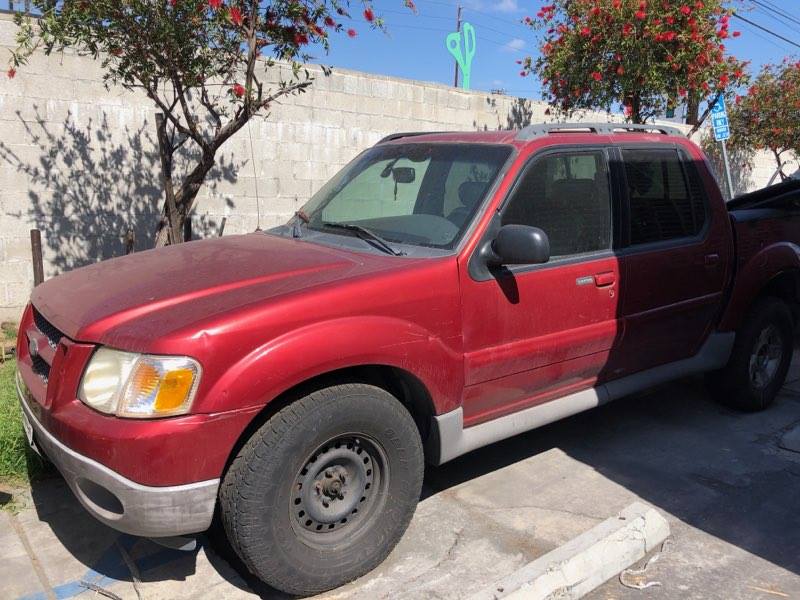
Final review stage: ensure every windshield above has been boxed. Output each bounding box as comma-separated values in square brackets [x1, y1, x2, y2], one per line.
[299, 143, 513, 250]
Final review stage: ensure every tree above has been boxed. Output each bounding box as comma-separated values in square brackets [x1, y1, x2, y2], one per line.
[521, 0, 748, 124]
[721, 60, 800, 180]
[7, 1, 414, 246]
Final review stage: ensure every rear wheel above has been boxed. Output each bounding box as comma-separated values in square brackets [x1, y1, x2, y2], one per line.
[219, 384, 424, 596]
[708, 298, 794, 411]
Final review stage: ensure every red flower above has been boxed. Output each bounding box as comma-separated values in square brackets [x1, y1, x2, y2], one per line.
[591, 71, 602, 81]
[634, 10, 646, 20]
[208, 0, 222, 9]
[347, 28, 357, 38]
[232, 83, 246, 97]
[622, 22, 634, 36]
[580, 26, 591, 37]
[7, 67, 16, 79]
[679, 5, 691, 15]
[229, 6, 243, 26]
[732, 30, 741, 37]
[324, 16, 336, 27]
[169, 0, 177, 6]
[294, 31, 309, 45]
[617, 65, 625, 75]
[364, 8, 375, 22]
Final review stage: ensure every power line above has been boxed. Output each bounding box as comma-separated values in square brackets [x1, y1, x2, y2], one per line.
[732, 12, 800, 50]
[752, 0, 800, 29]
[420, 0, 530, 31]
[737, 19, 795, 52]
[380, 7, 528, 44]
[386, 23, 526, 53]
[751, 3, 800, 36]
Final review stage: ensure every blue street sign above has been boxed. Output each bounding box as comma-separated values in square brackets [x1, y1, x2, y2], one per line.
[711, 96, 730, 141]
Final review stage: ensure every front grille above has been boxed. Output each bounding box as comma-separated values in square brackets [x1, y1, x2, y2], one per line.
[32, 308, 65, 349]
[31, 354, 50, 383]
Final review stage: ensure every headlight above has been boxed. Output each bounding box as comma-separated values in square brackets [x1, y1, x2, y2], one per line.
[78, 348, 201, 418]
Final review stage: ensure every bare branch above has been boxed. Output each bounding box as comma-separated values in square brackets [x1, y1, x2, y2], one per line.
[172, 75, 210, 152]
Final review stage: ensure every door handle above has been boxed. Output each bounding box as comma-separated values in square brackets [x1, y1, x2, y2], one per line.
[704, 253, 721, 267]
[594, 272, 616, 287]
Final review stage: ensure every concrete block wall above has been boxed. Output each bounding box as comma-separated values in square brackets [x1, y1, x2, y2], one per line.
[0, 14, 791, 321]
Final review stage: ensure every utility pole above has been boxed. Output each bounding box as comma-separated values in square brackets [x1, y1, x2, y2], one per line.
[453, 4, 462, 87]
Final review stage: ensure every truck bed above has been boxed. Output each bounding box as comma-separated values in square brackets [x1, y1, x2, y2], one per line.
[728, 179, 800, 211]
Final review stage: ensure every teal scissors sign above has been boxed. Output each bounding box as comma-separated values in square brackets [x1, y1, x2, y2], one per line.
[446, 22, 476, 90]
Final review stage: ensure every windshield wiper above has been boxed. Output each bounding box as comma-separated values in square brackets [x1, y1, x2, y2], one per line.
[322, 222, 405, 256]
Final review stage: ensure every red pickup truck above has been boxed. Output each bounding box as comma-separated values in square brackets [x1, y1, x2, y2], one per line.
[16, 124, 800, 595]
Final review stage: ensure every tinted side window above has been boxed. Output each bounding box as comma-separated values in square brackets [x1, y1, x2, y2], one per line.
[501, 151, 612, 259]
[622, 149, 706, 245]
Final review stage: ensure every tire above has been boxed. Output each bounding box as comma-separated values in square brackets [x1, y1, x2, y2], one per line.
[707, 297, 794, 412]
[219, 384, 424, 596]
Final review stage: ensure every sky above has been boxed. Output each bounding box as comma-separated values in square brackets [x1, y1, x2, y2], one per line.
[312, 0, 800, 108]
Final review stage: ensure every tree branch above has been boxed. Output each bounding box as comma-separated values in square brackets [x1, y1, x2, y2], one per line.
[687, 91, 723, 138]
[172, 75, 210, 152]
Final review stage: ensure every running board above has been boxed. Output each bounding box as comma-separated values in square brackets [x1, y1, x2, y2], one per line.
[426, 332, 735, 465]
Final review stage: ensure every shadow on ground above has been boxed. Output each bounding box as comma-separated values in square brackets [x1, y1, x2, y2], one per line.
[24, 347, 800, 598]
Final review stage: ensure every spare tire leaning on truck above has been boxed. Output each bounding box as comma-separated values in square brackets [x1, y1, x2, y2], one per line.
[707, 297, 796, 412]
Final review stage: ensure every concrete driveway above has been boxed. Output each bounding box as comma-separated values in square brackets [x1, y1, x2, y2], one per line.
[3, 348, 799, 600]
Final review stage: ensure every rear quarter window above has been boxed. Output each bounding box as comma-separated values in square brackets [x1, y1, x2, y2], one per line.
[622, 148, 707, 245]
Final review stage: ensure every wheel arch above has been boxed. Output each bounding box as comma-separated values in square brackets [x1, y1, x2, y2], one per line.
[220, 363, 438, 480]
[719, 242, 800, 332]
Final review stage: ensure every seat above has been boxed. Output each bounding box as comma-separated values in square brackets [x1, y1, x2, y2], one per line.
[447, 181, 489, 228]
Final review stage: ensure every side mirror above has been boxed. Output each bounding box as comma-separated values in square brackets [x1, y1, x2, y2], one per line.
[488, 224, 550, 267]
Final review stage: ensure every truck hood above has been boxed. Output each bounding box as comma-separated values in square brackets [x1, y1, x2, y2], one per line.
[31, 233, 393, 344]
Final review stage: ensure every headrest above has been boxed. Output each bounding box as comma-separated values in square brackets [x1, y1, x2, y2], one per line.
[550, 178, 596, 200]
[458, 181, 488, 208]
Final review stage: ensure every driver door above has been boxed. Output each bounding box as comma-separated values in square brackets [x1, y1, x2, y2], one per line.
[458, 148, 624, 426]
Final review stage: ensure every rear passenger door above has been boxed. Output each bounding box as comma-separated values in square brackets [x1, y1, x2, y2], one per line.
[616, 146, 728, 374]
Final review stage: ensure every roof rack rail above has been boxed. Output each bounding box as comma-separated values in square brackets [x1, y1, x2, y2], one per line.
[516, 122, 684, 140]
[376, 131, 450, 144]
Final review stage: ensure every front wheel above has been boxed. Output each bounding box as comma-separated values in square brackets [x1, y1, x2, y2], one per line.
[219, 384, 424, 596]
[707, 297, 794, 412]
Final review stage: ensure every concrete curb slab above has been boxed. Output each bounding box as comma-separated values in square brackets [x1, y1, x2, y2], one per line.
[470, 502, 670, 600]
[779, 425, 800, 453]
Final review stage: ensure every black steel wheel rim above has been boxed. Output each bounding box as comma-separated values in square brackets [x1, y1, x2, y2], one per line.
[290, 434, 388, 546]
[749, 324, 784, 390]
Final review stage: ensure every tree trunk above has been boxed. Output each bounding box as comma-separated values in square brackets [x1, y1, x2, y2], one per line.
[628, 92, 643, 124]
[154, 113, 183, 248]
[773, 149, 787, 181]
[685, 93, 700, 126]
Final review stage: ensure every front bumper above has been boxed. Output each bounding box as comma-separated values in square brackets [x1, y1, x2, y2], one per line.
[17, 374, 219, 538]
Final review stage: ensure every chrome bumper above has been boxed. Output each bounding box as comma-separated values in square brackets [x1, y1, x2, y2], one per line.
[17, 374, 219, 538]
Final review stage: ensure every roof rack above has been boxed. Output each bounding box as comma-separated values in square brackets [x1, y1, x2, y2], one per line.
[376, 131, 450, 144]
[516, 122, 684, 141]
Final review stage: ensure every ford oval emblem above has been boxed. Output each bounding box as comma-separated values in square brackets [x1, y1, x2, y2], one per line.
[27, 333, 39, 358]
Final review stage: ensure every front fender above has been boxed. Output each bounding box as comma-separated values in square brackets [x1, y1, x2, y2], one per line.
[197, 316, 463, 415]
[719, 241, 800, 331]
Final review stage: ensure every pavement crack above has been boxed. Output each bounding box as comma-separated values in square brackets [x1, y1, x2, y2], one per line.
[458, 499, 604, 521]
[384, 527, 465, 598]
